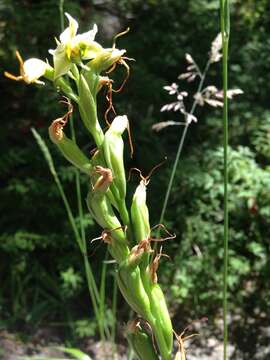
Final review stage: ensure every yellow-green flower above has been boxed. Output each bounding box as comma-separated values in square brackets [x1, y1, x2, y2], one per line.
[49, 12, 102, 79]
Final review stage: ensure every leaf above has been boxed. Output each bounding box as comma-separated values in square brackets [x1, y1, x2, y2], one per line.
[31, 128, 57, 177]
[58, 347, 93, 360]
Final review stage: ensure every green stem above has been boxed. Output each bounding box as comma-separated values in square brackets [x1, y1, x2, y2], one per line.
[59, 0, 64, 32]
[71, 91, 110, 341]
[220, 1, 230, 359]
[111, 274, 118, 358]
[58, 0, 109, 341]
[99, 254, 108, 341]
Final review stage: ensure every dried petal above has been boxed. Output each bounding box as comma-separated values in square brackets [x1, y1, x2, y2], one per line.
[205, 99, 224, 107]
[227, 88, 244, 98]
[187, 64, 196, 71]
[163, 85, 172, 91]
[178, 72, 192, 80]
[174, 103, 181, 111]
[194, 92, 204, 106]
[167, 103, 176, 111]
[187, 74, 197, 82]
[160, 104, 169, 112]
[185, 53, 194, 64]
[204, 85, 218, 93]
[177, 94, 183, 101]
[210, 33, 222, 63]
[152, 121, 182, 132]
[186, 113, 197, 124]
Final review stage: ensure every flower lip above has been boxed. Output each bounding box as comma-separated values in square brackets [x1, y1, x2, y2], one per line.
[23, 59, 48, 84]
[4, 50, 47, 85]
[109, 115, 128, 134]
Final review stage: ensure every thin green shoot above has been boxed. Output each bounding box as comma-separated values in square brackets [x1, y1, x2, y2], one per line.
[159, 59, 211, 228]
[111, 273, 118, 359]
[220, 0, 230, 359]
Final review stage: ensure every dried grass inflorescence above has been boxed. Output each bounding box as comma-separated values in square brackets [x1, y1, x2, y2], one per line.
[153, 33, 243, 132]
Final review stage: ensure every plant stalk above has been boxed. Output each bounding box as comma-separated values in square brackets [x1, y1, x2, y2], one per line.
[220, 1, 230, 359]
[159, 59, 211, 227]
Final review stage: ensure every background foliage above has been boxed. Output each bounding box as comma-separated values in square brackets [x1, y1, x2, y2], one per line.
[1, 0, 270, 355]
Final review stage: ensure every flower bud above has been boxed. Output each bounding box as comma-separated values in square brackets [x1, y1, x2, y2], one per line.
[89, 48, 126, 73]
[49, 119, 92, 174]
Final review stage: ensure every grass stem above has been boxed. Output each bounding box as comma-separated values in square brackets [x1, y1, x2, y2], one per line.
[220, 1, 230, 359]
[159, 59, 211, 227]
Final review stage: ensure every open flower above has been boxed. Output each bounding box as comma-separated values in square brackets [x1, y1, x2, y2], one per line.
[49, 12, 103, 79]
[4, 51, 48, 85]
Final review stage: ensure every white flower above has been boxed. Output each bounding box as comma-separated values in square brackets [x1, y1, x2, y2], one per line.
[49, 13, 102, 79]
[23, 59, 48, 84]
[4, 51, 48, 85]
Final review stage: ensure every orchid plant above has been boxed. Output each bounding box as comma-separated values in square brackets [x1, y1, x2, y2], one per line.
[5, 13, 188, 360]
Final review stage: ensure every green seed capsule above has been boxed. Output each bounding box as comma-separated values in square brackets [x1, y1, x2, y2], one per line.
[149, 283, 173, 354]
[138, 262, 173, 360]
[130, 178, 173, 358]
[49, 120, 91, 175]
[87, 190, 129, 263]
[77, 73, 104, 147]
[131, 180, 150, 244]
[117, 258, 153, 322]
[126, 320, 159, 360]
[103, 115, 128, 200]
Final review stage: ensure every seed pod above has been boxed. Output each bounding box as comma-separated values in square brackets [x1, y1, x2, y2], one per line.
[103, 115, 128, 200]
[126, 320, 159, 360]
[117, 258, 153, 322]
[49, 119, 92, 174]
[149, 283, 173, 354]
[138, 254, 173, 359]
[87, 190, 129, 263]
[131, 180, 150, 244]
[78, 73, 104, 147]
